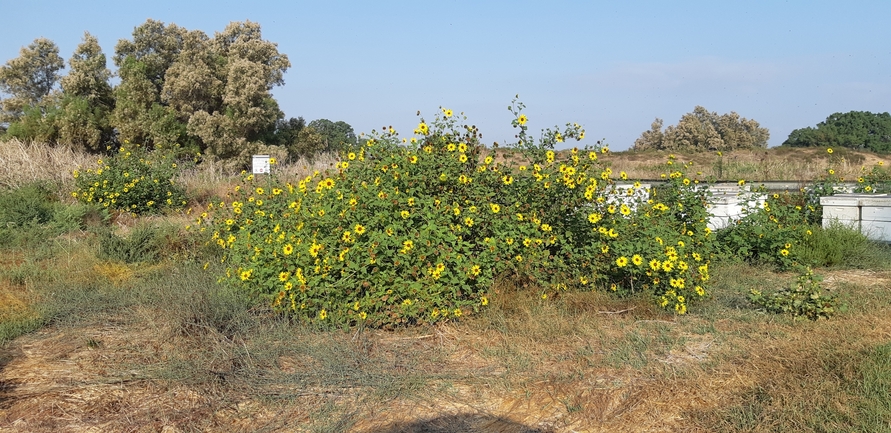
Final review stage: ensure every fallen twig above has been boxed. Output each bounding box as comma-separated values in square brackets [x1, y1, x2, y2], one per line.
[634, 319, 676, 325]
[597, 307, 636, 315]
[383, 334, 434, 341]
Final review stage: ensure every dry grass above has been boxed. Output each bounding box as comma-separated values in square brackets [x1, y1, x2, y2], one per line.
[2, 252, 890, 432]
[0, 138, 93, 190]
[0, 137, 339, 204]
[446, 145, 888, 184]
[3, 138, 886, 195]
[178, 152, 340, 208]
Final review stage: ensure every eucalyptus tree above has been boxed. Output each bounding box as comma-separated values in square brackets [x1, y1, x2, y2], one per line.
[113, 19, 291, 162]
[185, 20, 291, 161]
[57, 32, 115, 151]
[0, 37, 65, 124]
[111, 19, 190, 148]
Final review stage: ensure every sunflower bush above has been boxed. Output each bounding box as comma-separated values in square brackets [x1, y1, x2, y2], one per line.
[72, 145, 188, 215]
[854, 162, 891, 194]
[717, 188, 812, 270]
[803, 149, 890, 224]
[204, 101, 716, 327]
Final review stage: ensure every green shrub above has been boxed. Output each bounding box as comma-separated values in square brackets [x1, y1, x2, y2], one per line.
[748, 266, 838, 320]
[798, 221, 891, 269]
[72, 144, 188, 215]
[717, 188, 811, 270]
[800, 150, 890, 226]
[0, 182, 61, 249]
[204, 102, 715, 327]
[97, 225, 161, 263]
[802, 170, 843, 225]
[49, 201, 108, 232]
[0, 182, 56, 227]
[853, 162, 891, 194]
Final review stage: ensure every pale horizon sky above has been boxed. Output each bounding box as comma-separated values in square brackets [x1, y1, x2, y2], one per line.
[2, 0, 889, 150]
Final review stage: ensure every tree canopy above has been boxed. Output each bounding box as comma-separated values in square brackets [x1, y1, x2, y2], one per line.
[55, 32, 115, 151]
[112, 19, 291, 160]
[0, 19, 355, 165]
[782, 111, 891, 153]
[307, 119, 357, 152]
[633, 106, 769, 151]
[0, 38, 64, 123]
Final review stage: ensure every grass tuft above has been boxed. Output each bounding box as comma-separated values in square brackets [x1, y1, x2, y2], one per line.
[799, 221, 891, 269]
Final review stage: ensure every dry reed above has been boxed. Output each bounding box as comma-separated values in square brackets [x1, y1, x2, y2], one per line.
[0, 137, 341, 201]
[0, 138, 93, 190]
[178, 152, 340, 206]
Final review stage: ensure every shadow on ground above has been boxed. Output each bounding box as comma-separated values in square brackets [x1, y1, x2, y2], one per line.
[368, 413, 555, 433]
[0, 349, 16, 408]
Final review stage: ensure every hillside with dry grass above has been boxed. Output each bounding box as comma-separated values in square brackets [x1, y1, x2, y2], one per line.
[606, 146, 887, 182]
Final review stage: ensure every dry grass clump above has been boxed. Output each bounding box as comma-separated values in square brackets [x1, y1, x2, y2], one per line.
[0, 138, 93, 190]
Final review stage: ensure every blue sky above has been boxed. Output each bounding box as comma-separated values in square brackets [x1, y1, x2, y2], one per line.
[2, 0, 889, 150]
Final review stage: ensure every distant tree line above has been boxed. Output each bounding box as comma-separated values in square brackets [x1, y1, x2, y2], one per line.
[0, 19, 356, 165]
[782, 111, 891, 153]
[633, 107, 891, 154]
[633, 106, 769, 151]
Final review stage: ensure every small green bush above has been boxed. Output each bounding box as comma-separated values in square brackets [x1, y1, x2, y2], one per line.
[798, 221, 891, 269]
[853, 162, 891, 194]
[97, 225, 161, 263]
[0, 182, 56, 227]
[50, 202, 109, 233]
[72, 144, 188, 215]
[802, 170, 843, 225]
[748, 267, 837, 320]
[717, 189, 811, 270]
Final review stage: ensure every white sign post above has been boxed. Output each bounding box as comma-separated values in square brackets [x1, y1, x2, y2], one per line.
[252, 154, 270, 174]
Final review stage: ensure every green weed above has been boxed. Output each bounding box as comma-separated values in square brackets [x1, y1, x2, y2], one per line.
[799, 221, 891, 270]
